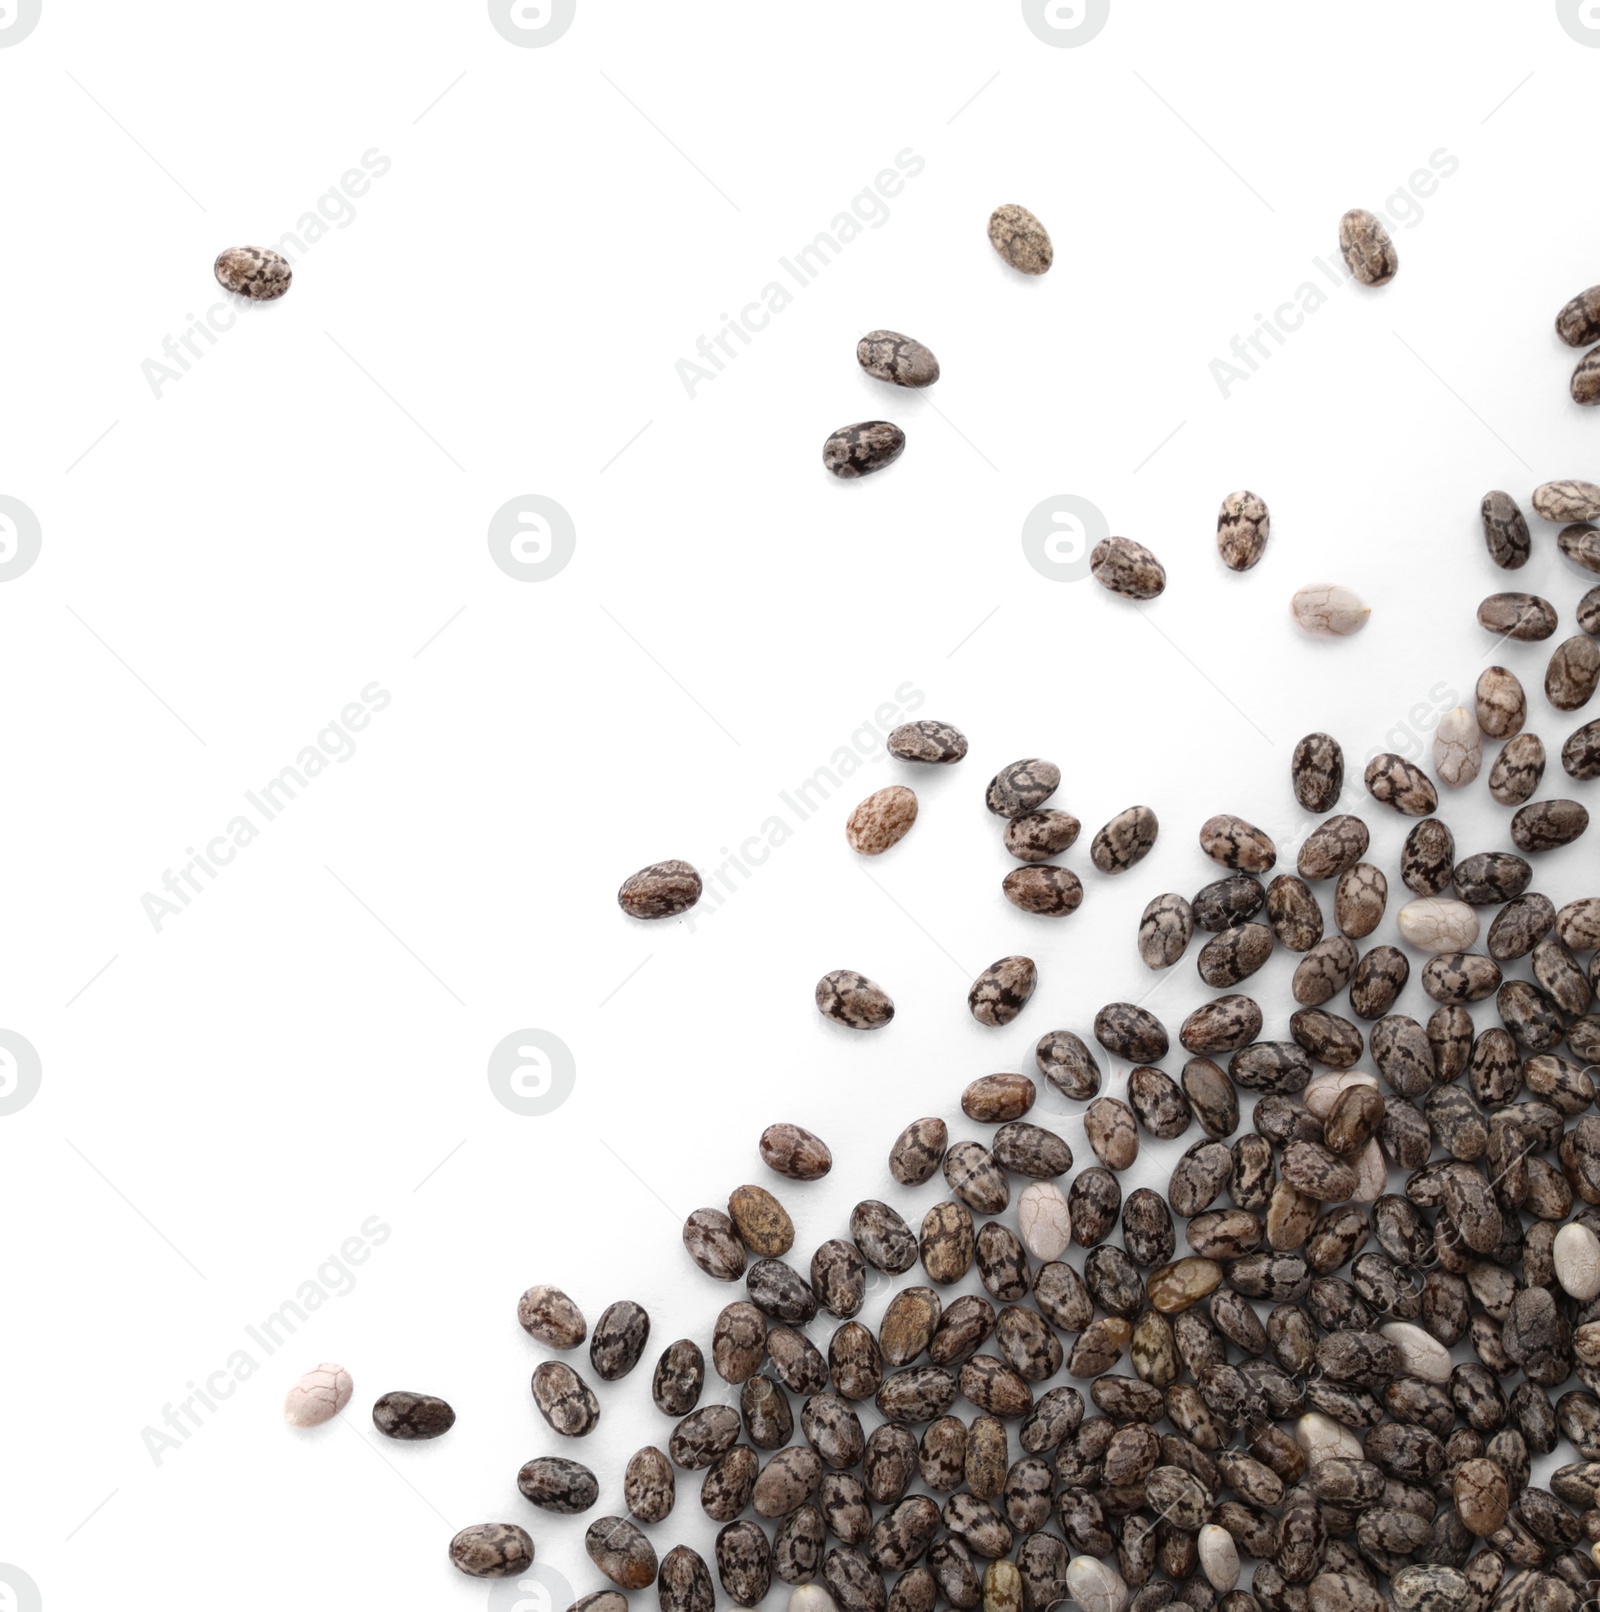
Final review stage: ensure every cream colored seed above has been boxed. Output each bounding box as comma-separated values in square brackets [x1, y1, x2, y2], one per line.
[1016, 1180, 1071, 1262]
[1198, 1524, 1240, 1593]
[1303, 1070, 1379, 1120]
[1555, 1222, 1600, 1301]
[1065, 1557, 1128, 1612]
[284, 1362, 353, 1427]
[1291, 583, 1370, 637]
[1379, 1321, 1451, 1383]
[1397, 897, 1480, 952]
[1434, 705, 1483, 787]
[1296, 1411, 1364, 1465]
[1350, 1139, 1387, 1203]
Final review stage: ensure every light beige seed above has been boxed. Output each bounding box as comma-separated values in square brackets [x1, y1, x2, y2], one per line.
[1433, 706, 1482, 786]
[1198, 1524, 1240, 1593]
[1555, 1222, 1600, 1301]
[1397, 897, 1479, 952]
[1291, 583, 1370, 637]
[1016, 1181, 1071, 1261]
[987, 205, 1052, 275]
[845, 786, 918, 855]
[284, 1363, 353, 1427]
[1378, 1322, 1450, 1383]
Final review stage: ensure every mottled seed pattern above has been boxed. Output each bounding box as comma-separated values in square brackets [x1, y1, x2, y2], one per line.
[1217, 490, 1270, 572]
[1339, 208, 1397, 285]
[987, 205, 1052, 274]
[1090, 537, 1166, 601]
[215, 245, 292, 300]
[823, 422, 905, 479]
[618, 860, 702, 920]
[856, 331, 940, 388]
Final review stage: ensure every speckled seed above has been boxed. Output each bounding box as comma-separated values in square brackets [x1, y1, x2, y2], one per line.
[1216, 490, 1270, 572]
[729, 1185, 794, 1256]
[812, 1241, 867, 1319]
[1558, 287, 1600, 347]
[920, 1202, 975, 1286]
[1091, 536, 1166, 601]
[1489, 732, 1546, 804]
[1266, 875, 1324, 952]
[284, 1362, 352, 1427]
[1017, 1181, 1072, 1261]
[1128, 1064, 1192, 1139]
[761, 1124, 832, 1182]
[654, 1340, 706, 1415]
[621, 1447, 675, 1523]
[851, 1201, 918, 1274]
[658, 1546, 715, 1612]
[1004, 810, 1081, 863]
[1292, 583, 1370, 636]
[1323, 1085, 1383, 1156]
[1147, 1257, 1225, 1314]
[618, 859, 702, 919]
[1281, 1141, 1358, 1202]
[1198, 923, 1274, 988]
[215, 245, 292, 300]
[1192, 874, 1266, 932]
[1476, 665, 1526, 739]
[1002, 865, 1083, 917]
[1364, 753, 1438, 815]
[1558, 897, 1600, 949]
[1180, 994, 1263, 1055]
[823, 422, 905, 479]
[969, 956, 1037, 1027]
[857, 331, 940, 388]
[889, 1119, 947, 1186]
[1350, 945, 1408, 1018]
[1068, 1168, 1122, 1249]
[1512, 798, 1589, 851]
[1422, 951, 1500, 1004]
[1291, 733, 1345, 813]
[586, 1517, 658, 1590]
[846, 786, 918, 855]
[988, 204, 1052, 274]
[1566, 719, 1600, 779]
[1562, 522, 1600, 576]
[1339, 208, 1397, 284]
[1138, 893, 1194, 969]
[1334, 864, 1386, 938]
[532, 1362, 601, 1437]
[1534, 479, 1600, 521]
[372, 1390, 454, 1439]
[684, 1210, 747, 1281]
[1035, 1030, 1102, 1100]
[1570, 349, 1599, 403]
[519, 1285, 588, 1348]
[1397, 897, 1479, 952]
[986, 759, 1060, 818]
[1298, 814, 1369, 880]
[1084, 1098, 1139, 1171]
[1181, 1058, 1238, 1139]
[943, 1142, 1008, 1216]
[1094, 1002, 1169, 1063]
[959, 1075, 1034, 1126]
[992, 1121, 1071, 1179]
[1398, 818, 1454, 896]
[716, 1522, 772, 1608]
[1481, 490, 1531, 570]
[590, 1300, 650, 1381]
[1547, 634, 1600, 710]
[1091, 805, 1160, 873]
[519, 1457, 601, 1517]
[1292, 935, 1357, 1006]
[752, 1447, 823, 1516]
[1290, 1006, 1363, 1067]
[816, 970, 895, 1030]
[1453, 1457, 1510, 1536]
[712, 1303, 768, 1384]
[887, 720, 967, 764]
[449, 1523, 534, 1580]
[1478, 592, 1558, 641]
[742, 1376, 794, 1449]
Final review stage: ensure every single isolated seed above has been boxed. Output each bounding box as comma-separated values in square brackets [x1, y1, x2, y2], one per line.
[372, 1390, 455, 1440]
[618, 860, 702, 920]
[1090, 536, 1166, 601]
[886, 720, 967, 764]
[823, 422, 905, 479]
[968, 956, 1037, 1027]
[284, 1362, 352, 1427]
[856, 330, 940, 388]
[815, 970, 894, 1030]
[1291, 583, 1370, 637]
[845, 786, 918, 855]
[1291, 732, 1344, 812]
[215, 245, 293, 300]
[1217, 489, 1270, 572]
[449, 1523, 534, 1580]
[1338, 208, 1397, 285]
[987, 204, 1052, 274]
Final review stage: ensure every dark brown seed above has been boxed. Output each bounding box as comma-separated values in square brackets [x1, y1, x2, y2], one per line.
[589, 1300, 650, 1381]
[1565, 719, 1600, 780]
[659, 1545, 715, 1612]
[623, 1446, 675, 1523]
[1002, 865, 1084, 917]
[1091, 536, 1166, 601]
[449, 1523, 534, 1580]
[1094, 1003, 1169, 1062]
[774, 1505, 826, 1582]
[816, 970, 895, 1030]
[1400, 818, 1456, 896]
[1218, 490, 1271, 572]
[1511, 798, 1589, 852]
[1198, 923, 1275, 988]
[1129, 1064, 1193, 1140]
[1562, 522, 1600, 573]
[1068, 1168, 1122, 1248]
[712, 1302, 768, 1384]
[653, 1339, 705, 1415]
[1193, 875, 1267, 932]
[1004, 810, 1081, 863]
[1488, 893, 1556, 961]
[1123, 1187, 1178, 1268]
[1454, 851, 1531, 905]
[729, 1185, 794, 1256]
[986, 760, 1060, 819]
[1292, 733, 1345, 813]
[1558, 286, 1600, 347]
[961, 1074, 1036, 1124]
[618, 860, 702, 919]
[1092, 805, 1160, 873]
[1339, 208, 1397, 285]
[1350, 946, 1408, 1019]
[1298, 815, 1369, 880]
[1181, 995, 1263, 1055]
[716, 1521, 772, 1607]
[1035, 1030, 1102, 1100]
[887, 720, 967, 764]
[1266, 875, 1324, 952]
[1478, 593, 1558, 642]
[823, 421, 905, 479]
[851, 1200, 918, 1274]
[741, 1375, 794, 1449]
[991, 1121, 1072, 1178]
[1482, 490, 1531, 569]
[586, 1517, 658, 1589]
[761, 1123, 832, 1182]
[521, 1456, 600, 1515]
[969, 956, 1037, 1027]
[944, 1142, 1009, 1215]
[1182, 1059, 1239, 1139]
[1364, 754, 1438, 816]
[812, 1240, 867, 1320]
[1290, 1007, 1364, 1068]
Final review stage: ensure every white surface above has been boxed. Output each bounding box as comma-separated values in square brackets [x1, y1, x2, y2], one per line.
[4, 2, 1600, 1607]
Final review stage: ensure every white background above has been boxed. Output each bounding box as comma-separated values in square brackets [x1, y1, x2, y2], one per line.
[5, 2, 1600, 1607]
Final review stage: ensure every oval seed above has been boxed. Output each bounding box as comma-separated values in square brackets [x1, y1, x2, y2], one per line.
[1292, 583, 1370, 636]
[988, 204, 1052, 274]
[1339, 208, 1397, 284]
[845, 786, 918, 855]
[856, 330, 940, 388]
[823, 421, 905, 479]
